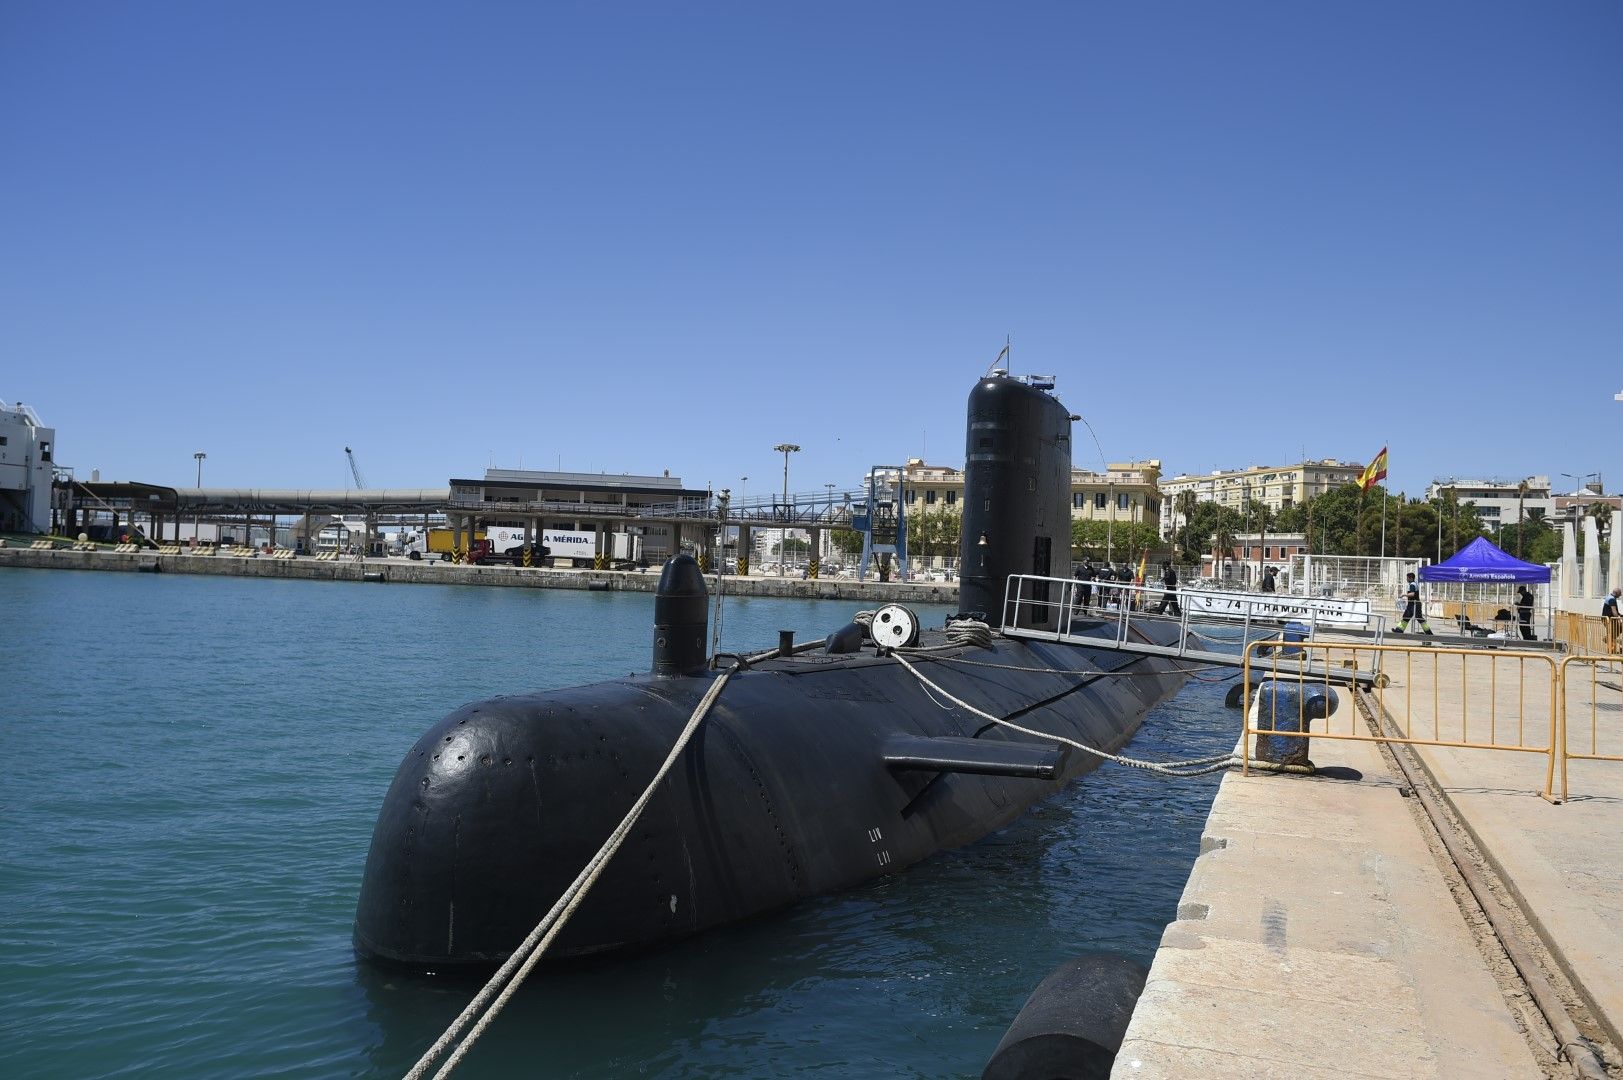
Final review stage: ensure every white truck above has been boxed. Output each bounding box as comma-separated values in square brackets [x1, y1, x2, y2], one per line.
[466, 527, 641, 568]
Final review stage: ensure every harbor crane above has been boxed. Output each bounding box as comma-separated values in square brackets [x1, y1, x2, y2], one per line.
[345, 446, 367, 490]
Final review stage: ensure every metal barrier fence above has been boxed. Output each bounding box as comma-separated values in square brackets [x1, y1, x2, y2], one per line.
[1554, 613, 1619, 656]
[1241, 640, 1560, 802]
[1557, 655, 1623, 801]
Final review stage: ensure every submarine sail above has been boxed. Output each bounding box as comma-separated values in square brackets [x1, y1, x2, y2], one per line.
[354, 371, 1190, 970]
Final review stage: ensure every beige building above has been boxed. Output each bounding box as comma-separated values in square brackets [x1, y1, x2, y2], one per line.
[1159, 460, 1365, 538]
[885, 458, 1163, 527]
[891, 458, 964, 511]
[1069, 460, 1162, 530]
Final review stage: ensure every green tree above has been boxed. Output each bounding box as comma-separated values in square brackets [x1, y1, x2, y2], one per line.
[1174, 491, 1201, 561]
[1251, 502, 1274, 580]
[907, 506, 961, 560]
[1210, 506, 1243, 580]
[1590, 502, 1612, 554]
[829, 527, 864, 559]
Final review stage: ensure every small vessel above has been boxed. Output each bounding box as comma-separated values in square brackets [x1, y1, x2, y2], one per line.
[354, 370, 1190, 969]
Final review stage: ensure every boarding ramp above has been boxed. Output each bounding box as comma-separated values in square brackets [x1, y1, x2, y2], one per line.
[997, 574, 1386, 688]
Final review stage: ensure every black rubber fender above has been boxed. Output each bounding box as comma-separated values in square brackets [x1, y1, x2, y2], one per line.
[982, 953, 1149, 1080]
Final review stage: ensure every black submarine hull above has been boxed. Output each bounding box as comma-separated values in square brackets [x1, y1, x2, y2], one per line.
[356, 369, 1192, 970]
[354, 626, 1187, 968]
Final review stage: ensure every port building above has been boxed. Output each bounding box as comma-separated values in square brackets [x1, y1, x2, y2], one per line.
[0, 400, 56, 534]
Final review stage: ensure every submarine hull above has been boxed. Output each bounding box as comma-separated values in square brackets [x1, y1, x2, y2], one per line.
[356, 369, 1194, 970]
[354, 626, 1187, 969]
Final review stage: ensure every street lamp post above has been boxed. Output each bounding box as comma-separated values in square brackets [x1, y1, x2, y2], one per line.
[1562, 471, 1599, 496]
[1106, 480, 1115, 566]
[193, 451, 206, 545]
[823, 482, 837, 567]
[738, 476, 748, 569]
[774, 443, 800, 576]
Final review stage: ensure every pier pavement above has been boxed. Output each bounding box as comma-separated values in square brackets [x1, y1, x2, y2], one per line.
[1115, 643, 1623, 1078]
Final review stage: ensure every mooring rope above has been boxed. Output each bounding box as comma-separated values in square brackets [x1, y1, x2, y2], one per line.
[404, 661, 747, 1080]
[888, 651, 1234, 777]
[405, 613, 1229, 1076]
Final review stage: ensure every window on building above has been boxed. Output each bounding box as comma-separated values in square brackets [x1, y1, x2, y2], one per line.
[1073, 493, 1085, 509]
[1117, 493, 1129, 511]
[0, 436, 7, 446]
[946, 490, 956, 506]
[925, 490, 936, 505]
[1094, 493, 1106, 510]
[906, 490, 916, 504]
[39, 441, 50, 462]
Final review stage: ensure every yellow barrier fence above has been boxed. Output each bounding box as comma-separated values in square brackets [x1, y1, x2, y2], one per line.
[1555, 613, 1618, 656]
[1558, 655, 1623, 801]
[1242, 640, 1560, 802]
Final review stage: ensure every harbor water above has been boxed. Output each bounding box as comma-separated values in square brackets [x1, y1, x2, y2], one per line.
[0, 568, 1238, 1078]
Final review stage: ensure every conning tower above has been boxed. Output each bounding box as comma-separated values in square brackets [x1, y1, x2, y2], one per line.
[958, 373, 1073, 629]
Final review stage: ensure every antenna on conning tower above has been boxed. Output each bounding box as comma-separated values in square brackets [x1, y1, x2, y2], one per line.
[345, 446, 367, 490]
[985, 337, 1011, 377]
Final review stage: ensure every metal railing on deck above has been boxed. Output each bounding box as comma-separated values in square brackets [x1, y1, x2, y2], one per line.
[1241, 640, 1560, 802]
[995, 575, 1386, 689]
[1000, 574, 1384, 650]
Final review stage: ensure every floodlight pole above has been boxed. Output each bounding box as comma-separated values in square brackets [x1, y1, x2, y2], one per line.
[774, 443, 800, 576]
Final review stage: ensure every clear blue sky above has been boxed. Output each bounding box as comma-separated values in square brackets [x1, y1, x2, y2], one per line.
[4, 2, 1619, 500]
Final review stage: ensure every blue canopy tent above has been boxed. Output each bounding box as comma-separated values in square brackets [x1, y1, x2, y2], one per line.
[1419, 536, 1550, 583]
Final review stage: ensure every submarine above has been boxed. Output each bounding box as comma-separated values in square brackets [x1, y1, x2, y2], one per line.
[354, 370, 1192, 970]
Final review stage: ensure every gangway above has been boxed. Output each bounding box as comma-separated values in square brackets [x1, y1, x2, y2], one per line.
[997, 575, 1387, 688]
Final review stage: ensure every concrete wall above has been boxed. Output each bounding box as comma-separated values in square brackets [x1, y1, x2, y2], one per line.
[0, 546, 960, 605]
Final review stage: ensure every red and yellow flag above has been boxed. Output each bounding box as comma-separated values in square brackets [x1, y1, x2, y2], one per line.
[1357, 447, 1388, 491]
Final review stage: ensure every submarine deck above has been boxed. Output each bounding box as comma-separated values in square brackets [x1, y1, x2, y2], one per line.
[1113, 644, 1623, 1078]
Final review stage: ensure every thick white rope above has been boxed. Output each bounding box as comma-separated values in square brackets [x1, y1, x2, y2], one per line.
[405, 663, 743, 1080]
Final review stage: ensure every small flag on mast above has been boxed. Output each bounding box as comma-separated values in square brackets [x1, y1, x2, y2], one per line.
[1357, 447, 1389, 492]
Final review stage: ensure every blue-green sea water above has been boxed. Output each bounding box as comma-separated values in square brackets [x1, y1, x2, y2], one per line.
[0, 568, 1237, 1078]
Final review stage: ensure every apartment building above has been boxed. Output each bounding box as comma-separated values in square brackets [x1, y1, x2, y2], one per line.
[1424, 476, 1553, 530]
[1159, 459, 1365, 538]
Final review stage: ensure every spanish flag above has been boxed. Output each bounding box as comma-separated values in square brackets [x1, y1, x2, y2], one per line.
[1357, 447, 1388, 492]
[1136, 551, 1147, 585]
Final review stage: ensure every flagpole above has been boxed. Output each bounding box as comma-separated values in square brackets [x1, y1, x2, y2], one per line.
[1378, 439, 1388, 561]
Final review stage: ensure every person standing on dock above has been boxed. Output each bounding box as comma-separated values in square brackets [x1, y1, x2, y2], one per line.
[1260, 566, 1277, 593]
[1154, 562, 1182, 615]
[1075, 561, 1095, 613]
[1515, 585, 1537, 642]
[1394, 572, 1433, 634]
[1603, 587, 1622, 654]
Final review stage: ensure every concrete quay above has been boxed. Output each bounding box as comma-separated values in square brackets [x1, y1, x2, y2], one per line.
[1115, 647, 1623, 1078]
[0, 545, 960, 605]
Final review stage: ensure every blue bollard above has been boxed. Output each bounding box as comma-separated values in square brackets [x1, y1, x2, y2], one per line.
[1277, 620, 1311, 657]
[1252, 679, 1339, 768]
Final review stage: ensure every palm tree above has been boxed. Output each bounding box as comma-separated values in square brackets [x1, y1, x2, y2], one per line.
[1253, 502, 1274, 583]
[1212, 509, 1240, 583]
[1591, 502, 1613, 553]
[1175, 490, 1200, 562]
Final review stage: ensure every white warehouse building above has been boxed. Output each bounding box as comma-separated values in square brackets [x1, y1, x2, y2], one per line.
[0, 399, 56, 534]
